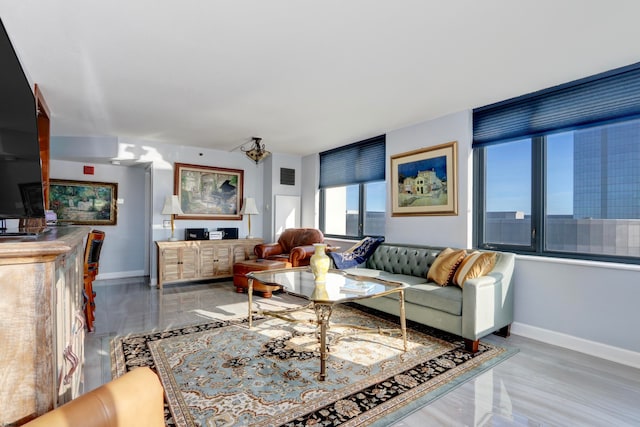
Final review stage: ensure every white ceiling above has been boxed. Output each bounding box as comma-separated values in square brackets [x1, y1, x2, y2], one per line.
[1, 1, 640, 157]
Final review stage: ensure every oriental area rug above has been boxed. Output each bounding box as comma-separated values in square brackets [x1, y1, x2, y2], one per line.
[111, 306, 516, 427]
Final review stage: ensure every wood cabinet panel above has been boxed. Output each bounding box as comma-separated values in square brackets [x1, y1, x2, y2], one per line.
[55, 243, 84, 404]
[0, 226, 88, 425]
[199, 243, 231, 277]
[181, 246, 199, 279]
[156, 238, 262, 289]
[158, 246, 199, 283]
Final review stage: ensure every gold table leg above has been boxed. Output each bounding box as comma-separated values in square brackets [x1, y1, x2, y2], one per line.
[399, 289, 407, 351]
[248, 277, 253, 329]
[314, 304, 333, 381]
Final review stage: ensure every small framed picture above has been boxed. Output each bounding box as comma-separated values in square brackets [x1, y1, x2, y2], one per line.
[390, 141, 458, 216]
[49, 179, 118, 225]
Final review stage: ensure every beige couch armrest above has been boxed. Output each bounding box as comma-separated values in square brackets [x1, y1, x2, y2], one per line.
[461, 252, 515, 341]
[24, 367, 164, 427]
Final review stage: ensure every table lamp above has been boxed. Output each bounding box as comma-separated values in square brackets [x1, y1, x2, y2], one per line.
[161, 195, 184, 241]
[239, 198, 259, 238]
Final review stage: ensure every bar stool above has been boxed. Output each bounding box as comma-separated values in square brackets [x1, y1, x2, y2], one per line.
[83, 229, 105, 332]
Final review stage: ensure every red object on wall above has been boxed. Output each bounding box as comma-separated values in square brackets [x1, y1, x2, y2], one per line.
[84, 165, 95, 175]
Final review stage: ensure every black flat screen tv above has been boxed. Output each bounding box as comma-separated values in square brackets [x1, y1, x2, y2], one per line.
[0, 18, 45, 224]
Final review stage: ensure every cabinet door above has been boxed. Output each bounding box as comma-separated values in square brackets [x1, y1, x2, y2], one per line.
[160, 246, 198, 282]
[160, 247, 181, 283]
[233, 240, 261, 263]
[180, 246, 199, 280]
[199, 244, 216, 278]
[199, 243, 231, 278]
[213, 245, 231, 276]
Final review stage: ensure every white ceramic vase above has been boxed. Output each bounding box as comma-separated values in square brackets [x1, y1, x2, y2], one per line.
[310, 243, 330, 282]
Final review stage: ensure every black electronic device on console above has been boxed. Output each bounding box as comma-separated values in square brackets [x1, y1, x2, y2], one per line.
[217, 227, 239, 240]
[185, 228, 209, 241]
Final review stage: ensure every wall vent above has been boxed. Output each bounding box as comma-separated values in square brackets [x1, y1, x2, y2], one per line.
[280, 168, 295, 186]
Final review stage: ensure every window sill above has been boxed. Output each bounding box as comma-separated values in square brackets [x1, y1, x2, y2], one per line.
[515, 253, 640, 272]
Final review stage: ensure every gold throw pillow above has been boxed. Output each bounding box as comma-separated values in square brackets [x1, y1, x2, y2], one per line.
[427, 248, 466, 286]
[452, 251, 497, 288]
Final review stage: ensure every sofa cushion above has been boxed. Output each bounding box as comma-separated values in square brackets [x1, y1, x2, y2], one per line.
[343, 267, 462, 315]
[380, 282, 463, 316]
[342, 267, 428, 286]
[365, 245, 440, 277]
[452, 251, 497, 288]
[426, 248, 466, 286]
[406, 283, 462, 315]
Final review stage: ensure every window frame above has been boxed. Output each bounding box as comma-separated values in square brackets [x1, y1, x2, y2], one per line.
[319, 135, 386, 241]
[319, 181, 385, 240]
[473, 61, 640, 265]
[474, 132, 640, 265]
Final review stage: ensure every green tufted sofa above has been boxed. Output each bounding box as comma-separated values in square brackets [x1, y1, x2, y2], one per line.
[343, 243, 515, 352]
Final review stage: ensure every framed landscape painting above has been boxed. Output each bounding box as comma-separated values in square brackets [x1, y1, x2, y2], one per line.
[49, 179, 118, 225]
[174, 163, 243, 220]
[390, 141, 458, 216]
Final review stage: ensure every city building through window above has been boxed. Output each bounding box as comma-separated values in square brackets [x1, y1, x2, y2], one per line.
[474, 63, 640, 264]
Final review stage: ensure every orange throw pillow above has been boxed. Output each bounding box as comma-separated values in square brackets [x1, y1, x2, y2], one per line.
[427, 248, 466, 286]
[452, 251, 497, 288]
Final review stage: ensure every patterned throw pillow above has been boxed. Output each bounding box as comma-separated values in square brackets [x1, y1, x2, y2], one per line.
[426, 248, 466, 286]
[452, 251, 497, 288]
[328, 236, 385, 269]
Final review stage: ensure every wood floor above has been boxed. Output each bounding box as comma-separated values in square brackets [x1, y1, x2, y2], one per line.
[85, 277, 640, 426]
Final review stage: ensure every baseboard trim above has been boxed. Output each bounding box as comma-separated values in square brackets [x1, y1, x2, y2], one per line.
[512, 322, 640, 369]
[94, 270, 146, 281]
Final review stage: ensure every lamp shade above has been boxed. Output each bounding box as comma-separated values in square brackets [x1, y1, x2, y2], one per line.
[161, 195, 184, 215]
[239, 198, 259, 215]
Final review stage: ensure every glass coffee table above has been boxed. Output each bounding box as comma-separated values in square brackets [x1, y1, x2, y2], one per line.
[246, 266, 407, 380]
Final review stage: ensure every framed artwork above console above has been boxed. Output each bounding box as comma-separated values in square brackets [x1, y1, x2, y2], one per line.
[174, 162, 243, 220]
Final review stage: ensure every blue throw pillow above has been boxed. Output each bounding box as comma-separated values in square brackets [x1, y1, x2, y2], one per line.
[328, 236, 385, 269]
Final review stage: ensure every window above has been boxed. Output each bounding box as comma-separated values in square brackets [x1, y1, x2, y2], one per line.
[319, 136, 386, 239]
[474, 63, 640, 264]
[482, 138, 532, 247]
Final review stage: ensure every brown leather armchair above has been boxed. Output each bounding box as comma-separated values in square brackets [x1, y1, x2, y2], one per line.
[254, 228, 327, 267]
[23, 367, 164, 427]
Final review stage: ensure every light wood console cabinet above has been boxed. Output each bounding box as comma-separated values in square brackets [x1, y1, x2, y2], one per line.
[0, 226, 89, 426]
[156, 238, 262, 289]
[158, 244, 199, 284]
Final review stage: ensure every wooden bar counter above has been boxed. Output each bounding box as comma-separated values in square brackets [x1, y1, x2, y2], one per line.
[0, 226, 89, 426]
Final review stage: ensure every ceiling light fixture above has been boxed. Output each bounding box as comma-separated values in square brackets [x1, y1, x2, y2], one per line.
[242, 137, 271, 164]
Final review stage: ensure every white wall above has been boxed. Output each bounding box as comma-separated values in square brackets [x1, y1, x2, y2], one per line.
[301, 154, 318, 228]
[131, 140, 270, 286]
[385, 111, 473, 247]
[300, 110, 640, 366]
[50, 136, 303, 285]
[512, 257, 640, 364]
[50, 159, 146, 278]
[260, 153, 302, 242]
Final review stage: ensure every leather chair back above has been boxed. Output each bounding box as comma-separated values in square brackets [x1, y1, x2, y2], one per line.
[84, 229, 105, 276]
[277, 228, 324, 252]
